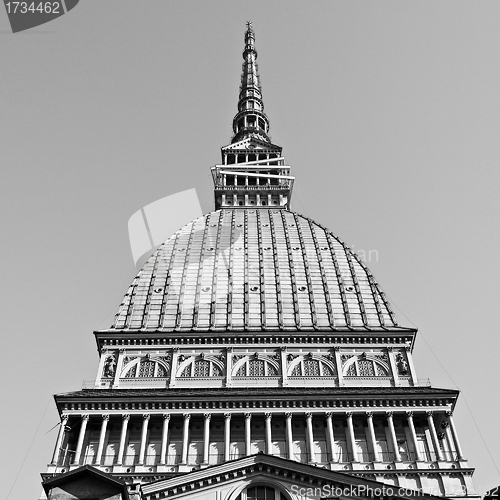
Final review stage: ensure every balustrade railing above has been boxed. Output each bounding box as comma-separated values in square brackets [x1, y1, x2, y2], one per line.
[57, 449, 75, 467]
[292, 452, 310, 463]
[218, 183, 290, 190]
[56, 429, 459, 469]
[166, 454, 182, 465]
[56, 446, 459, 468]
[208, 453, 224, 465]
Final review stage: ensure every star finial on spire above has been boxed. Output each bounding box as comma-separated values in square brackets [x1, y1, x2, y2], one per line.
[246, 21, 253, 31]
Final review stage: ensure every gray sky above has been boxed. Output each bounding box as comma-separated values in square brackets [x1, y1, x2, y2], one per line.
[1, 1, 499, 498]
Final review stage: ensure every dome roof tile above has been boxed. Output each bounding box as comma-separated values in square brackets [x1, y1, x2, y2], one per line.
[111, 209, 400, 332]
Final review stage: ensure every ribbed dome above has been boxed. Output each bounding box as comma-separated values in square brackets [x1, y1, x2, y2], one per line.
[111, 209, 402, 332]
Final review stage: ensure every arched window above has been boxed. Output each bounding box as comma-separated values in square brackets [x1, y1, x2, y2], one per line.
[233, 356, 279, 377]
[289, 356, 336, 377]
[122, 357, 170, 379]
[236, 486, 288, 500]
[178, 356, 224, 378]
[343, 355, 389, 377]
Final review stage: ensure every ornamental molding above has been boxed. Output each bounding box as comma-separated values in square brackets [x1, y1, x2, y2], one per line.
[97, 335, 415, 349]
[60, 398, 454, 412]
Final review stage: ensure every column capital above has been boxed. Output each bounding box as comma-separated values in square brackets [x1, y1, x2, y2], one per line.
[204, 413, 212, 420]
[387, 346, 394, 351]
[426, 410, 434, 417]
[333, 345, 340, 351]
[265, 412, 272, 420]
[119, 348, 126, 353]
[441, 421, 449, 429]
[285, 412, 292, 419]
[226, 346, 233, 352]
[81, 414, 90, 421]
[142, 414, 150, 421]
[366, 411, 373, 418]
[386, 411, 394, 418]
[224, 413, 232, 420]
[244, 413, 252, 420]
[163, 413, 171, 420]
[325, 411, 333, 418]
[445, 410, 453, 417]
[183, 413, 191, 421]
[61, 414, 69, 423]
[305, 412, 313, 419]
[406, 411, 414, 418]
[102, 414, 110, 421]
[122, 414, 130, 421]
[345, 411, 353, 418]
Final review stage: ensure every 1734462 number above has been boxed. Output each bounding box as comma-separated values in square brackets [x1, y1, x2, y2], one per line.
[5, 2, 61, 13]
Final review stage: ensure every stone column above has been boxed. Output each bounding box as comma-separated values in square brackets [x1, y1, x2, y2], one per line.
[95, 414, 110, 465]
[325, 412, 335, 462]
[366, 412, 379, 462]
[160, 414, 170, 465]
[265, 413, 272, 454]
[305, 412, 315, 463]
[446, 412, 465, 460]
[244, 413, 252, 456]
[181, 413, 191, 464]
[223, 413, 231, 461]
[203, 413, 211, 464]
[346, 412, 357, 462]
[51, 415, 69, 465]
[138, 414, 150, 465]
[386, 411, 401, 462]
[285, 413, 293, 460]
[73, 415, 89, 465]
[426, 411, 443, 461]
[406, 411, 421, 461]
[116, 414, 130, 465]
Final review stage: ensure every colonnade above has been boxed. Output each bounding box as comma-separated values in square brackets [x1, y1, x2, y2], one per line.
[52, 410, 464, 468]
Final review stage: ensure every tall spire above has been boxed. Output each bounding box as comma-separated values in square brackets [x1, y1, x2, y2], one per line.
[211, 24, 294, 211]
[231, 22, 271, 143]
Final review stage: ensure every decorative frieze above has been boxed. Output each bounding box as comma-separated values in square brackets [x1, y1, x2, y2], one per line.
[98, 345, 418, 389]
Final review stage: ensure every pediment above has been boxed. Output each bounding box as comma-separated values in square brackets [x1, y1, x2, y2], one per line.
[142, 454, 439, 500]
[42, 465, 130, 499]
[222, 137, 282, 152]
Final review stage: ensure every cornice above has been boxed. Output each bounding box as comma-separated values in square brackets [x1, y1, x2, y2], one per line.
[53, 386, 458, 414]
[93, 330, 417, 351]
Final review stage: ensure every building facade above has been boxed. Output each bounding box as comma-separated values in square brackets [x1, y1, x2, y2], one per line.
[41, 24, 479, 500]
